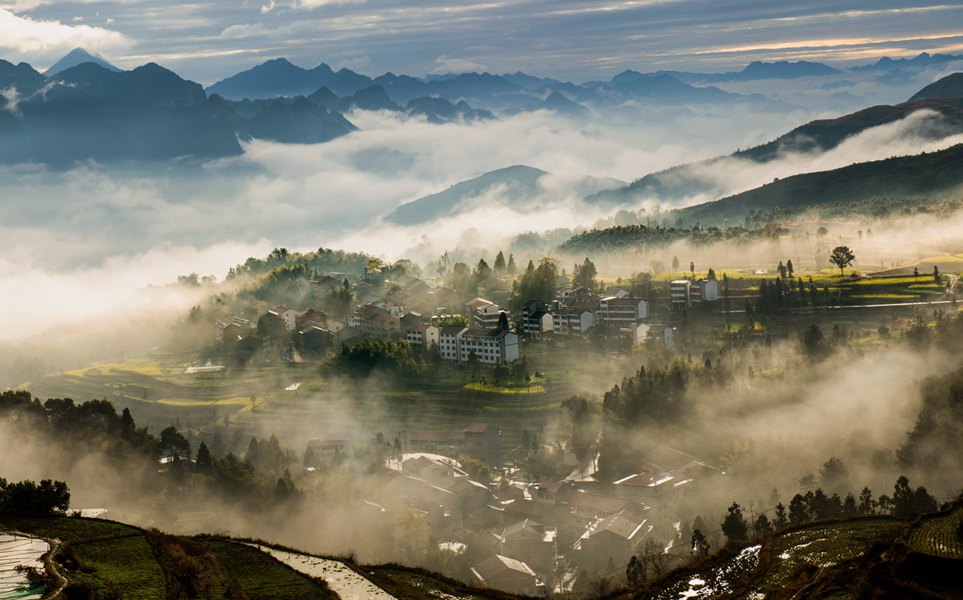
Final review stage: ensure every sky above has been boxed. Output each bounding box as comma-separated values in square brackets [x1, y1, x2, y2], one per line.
[1, 1, 963, 84]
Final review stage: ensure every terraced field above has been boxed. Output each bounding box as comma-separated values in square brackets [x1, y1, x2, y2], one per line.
[907, 505, 963, 559]
[753, 518, 906, 595]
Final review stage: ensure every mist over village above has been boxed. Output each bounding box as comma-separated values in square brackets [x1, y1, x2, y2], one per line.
[3, 2, 963, 599]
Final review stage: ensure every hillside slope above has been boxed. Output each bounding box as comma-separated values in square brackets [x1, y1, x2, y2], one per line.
[675, 143, 963, 225]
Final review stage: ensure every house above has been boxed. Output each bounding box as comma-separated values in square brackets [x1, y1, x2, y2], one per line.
[553, 309, 594, 336]
[409, 423, 502, 467]
[641, 445, 706, 474]
[612, 472, 687, 505]
[557, 286, 600, 312]
[470, 554, 544, 596]
[402, 455, 468, 487]
[217, 314, 252, 343]
[466, 297, 506, 329]
[573, 509, 650, 574]
[296, 308, 328, 330]
[495, 519, 557, 574]
[563, 490, 646, 523]
[257, 310, 287, 343]
[645, 324, 674, 349]
[348, 302, 403, 339]
[670, 280, 691, 310]
[305, 439, 346, 461]
[464, 422, 502, 467]
[521, 300, 554, 337]
[438, 325, 466, 362]
[532, 481, 574, 505]
[299, 325, 334, 354]
[404, 322, 440, 349]
[598, 296, 648, 329]
[312, 273, 348, 291]
[279, 307, 300, 331]
[691, 279, 720, 303]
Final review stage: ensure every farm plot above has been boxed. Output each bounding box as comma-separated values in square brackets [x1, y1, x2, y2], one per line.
[907, 506, 963, 559]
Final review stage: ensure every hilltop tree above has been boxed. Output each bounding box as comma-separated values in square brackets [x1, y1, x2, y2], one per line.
[830, 246, 855, 275]
[786, 259, 794, 277]
[507, 254, 517, 276]
[672, 256, 679, 271]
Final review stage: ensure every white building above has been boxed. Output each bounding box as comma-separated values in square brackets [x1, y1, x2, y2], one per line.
[438, 326, 520, 365]
[404, 323, 440, 348]
[553, 309, 594, 336]
[466, 297, 506, 329]
[692, 279, 720, 303]
[669, 280, 691, 310]
[598, 297, 648, 329]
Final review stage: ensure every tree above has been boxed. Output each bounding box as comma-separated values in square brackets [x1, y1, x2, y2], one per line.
[773, 503, 788, 530]
[573, 257, 598, 289]
[196, 442, 213, 472]
[493, 251, 506, 273]
[858, 487, 875, 514]
[753, 514, 772, 537]
[786, 259, 794, 277]
[934, 265, 941, 283]
[721, 502, 749, 542]
[819, 456, 849, 490]
[0, 479, 70, 515]
[893, 475, 938, 519]
[777, 261, 787, 278]
[672, 256, 679, 271]
[507, 254, 517, 276]
[829, 246, 855, 276]
[159, 426, 191, 461]
[691, 528, 710, 558]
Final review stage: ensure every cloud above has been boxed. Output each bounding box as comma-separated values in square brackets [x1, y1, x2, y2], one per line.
[293, 0, 366, 9]
[0, 240, 271, 343]
[0, 8, 130, 55]
[430, 54, 487, 74]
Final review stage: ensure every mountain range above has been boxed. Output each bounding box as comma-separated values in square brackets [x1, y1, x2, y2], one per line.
[588, 92, 963, 207]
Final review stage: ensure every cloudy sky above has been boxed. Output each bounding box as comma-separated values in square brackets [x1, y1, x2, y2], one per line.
[2, 1, 963, 84]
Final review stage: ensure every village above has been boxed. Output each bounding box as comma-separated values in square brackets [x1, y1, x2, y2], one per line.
[203, 264, 727, 595]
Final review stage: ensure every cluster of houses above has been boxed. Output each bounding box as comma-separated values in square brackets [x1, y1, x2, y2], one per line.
[213, 269, 722, 365]
[297, 429, 723, 596]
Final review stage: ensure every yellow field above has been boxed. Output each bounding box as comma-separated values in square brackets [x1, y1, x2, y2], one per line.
[156, 397, 252, 407]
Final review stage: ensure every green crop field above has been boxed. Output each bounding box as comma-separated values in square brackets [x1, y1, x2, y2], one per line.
[907, 506, 963, 559]
[0, 516, 336, 600]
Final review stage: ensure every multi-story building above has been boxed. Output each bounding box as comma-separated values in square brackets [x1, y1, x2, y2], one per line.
[520, 300, 554, 337]
[669, 279, 691, 310]
[466, 297, 506, 329]
[437, 326, 520, 365]
[553, 308, 594, 336]
[404, 322, 440, 349]
[691, 279, 720, 303]
[348, 302, 403, 338]
[598, 296, 648, 329]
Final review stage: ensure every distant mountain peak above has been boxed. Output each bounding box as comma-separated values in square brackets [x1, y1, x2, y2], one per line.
[45, 47, 119, 77]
